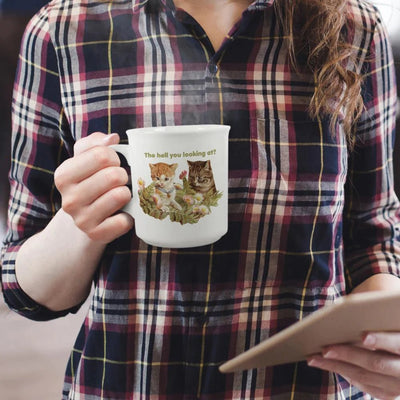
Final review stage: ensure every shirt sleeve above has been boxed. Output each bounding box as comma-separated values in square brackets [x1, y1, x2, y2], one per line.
[343, 7, 400, 290]
[0, 8, 78, 320]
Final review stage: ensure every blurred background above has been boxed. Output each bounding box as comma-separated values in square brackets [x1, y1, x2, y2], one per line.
[0, 2, 89, 399]
[0, 1, 399, 399]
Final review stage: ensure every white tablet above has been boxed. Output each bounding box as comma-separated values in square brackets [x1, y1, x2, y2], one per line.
[219, 291, 400, 373]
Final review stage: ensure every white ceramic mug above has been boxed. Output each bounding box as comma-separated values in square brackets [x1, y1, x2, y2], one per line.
[111, 125, 230, 248]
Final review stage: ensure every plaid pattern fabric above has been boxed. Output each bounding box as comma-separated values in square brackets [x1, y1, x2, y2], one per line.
[1, 0, 399, 398]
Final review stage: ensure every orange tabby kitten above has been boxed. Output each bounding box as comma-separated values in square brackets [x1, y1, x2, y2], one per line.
[149, 162, 182, 211]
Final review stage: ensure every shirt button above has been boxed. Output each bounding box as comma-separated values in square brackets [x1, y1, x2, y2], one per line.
[208, 63, 218, 75]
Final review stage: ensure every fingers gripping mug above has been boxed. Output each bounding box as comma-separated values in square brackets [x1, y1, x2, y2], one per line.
[111, 125, 230, 248]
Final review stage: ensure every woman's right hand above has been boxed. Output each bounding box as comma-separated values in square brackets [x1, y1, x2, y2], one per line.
[54, 132, 134, 243]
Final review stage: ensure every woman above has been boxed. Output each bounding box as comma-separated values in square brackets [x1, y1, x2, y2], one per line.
[2, 0, 399, 398]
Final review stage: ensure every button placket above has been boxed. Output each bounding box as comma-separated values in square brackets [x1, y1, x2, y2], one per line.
[207, 62, 218, 75]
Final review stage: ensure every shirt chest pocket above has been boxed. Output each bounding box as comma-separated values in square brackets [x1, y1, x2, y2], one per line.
[251, 118, 348, 193]
[227, 117, 347, 225]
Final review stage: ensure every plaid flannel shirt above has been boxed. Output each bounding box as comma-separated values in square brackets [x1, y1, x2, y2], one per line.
[1, 0, 400, 398]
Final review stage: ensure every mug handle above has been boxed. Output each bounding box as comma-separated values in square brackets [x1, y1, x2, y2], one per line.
[109, 144, 135, 217]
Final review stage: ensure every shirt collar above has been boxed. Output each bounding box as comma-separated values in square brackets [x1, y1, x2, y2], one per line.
[132, 0, 275, 13]
[132, 0, 171, 13]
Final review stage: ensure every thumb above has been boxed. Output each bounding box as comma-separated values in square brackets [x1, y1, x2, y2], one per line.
[74, 132, 120, 155]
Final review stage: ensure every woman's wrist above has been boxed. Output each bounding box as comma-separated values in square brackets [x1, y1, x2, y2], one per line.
[15, 209, 106, 311]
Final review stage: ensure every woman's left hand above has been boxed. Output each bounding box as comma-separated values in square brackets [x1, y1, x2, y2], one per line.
[308, 331, 400, 399]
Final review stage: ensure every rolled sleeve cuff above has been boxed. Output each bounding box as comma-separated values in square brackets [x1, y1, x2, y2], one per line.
[345, 241, 400, 291]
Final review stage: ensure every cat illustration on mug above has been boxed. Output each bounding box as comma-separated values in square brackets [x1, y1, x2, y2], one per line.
[187, 160, 216, 195]
[138, 160, 222, 224]
[150, 163, 182, 212]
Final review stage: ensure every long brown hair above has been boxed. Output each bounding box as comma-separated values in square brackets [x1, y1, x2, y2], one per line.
[275, 0, 364, 147]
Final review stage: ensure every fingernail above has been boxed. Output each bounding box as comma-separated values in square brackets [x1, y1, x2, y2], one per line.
[363, 334, 376, 348]
[308, 357, 323, 367]
[323, 349, 338, 359]
[104, 133, 119, 143]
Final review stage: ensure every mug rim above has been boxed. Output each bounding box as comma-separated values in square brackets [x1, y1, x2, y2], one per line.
[126, 124, 230, 136]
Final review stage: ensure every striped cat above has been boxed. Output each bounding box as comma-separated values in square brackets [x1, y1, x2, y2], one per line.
[187, 160, 216, 195]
